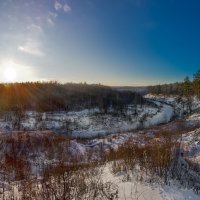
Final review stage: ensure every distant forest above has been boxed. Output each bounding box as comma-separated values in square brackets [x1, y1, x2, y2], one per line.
[0, 82, 144, 112]
[147, 69, 200, 97]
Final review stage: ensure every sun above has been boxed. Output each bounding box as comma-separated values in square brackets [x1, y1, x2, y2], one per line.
[4, 67, 17, 82]
[1, 60, 37, 83]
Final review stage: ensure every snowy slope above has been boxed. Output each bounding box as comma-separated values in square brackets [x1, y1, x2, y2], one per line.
[103, 165, 200, 200]
[0, 100, 175, 138]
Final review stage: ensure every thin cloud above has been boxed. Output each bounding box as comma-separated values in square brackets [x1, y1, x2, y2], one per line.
[63, 4, 71, 13]
[27, 24, 43, 36]
[18, 38, 45, 57]
[18, 23, 45, 56]
[15, 1, 70, 57]
[47, 17, 55, 26]
[47, 12, 57, 26]
[54, 1, 62, 11]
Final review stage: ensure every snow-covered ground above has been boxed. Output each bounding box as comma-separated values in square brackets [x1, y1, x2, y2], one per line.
[0, 99, 175, 138]
[68, 94, 200, 199]
[1, 94, 200, 199]
[103, 165, 200, 200]
[145, 94, 200, 118]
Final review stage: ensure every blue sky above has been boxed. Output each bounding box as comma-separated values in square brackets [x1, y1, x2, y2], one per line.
[0, 0, 200, 85]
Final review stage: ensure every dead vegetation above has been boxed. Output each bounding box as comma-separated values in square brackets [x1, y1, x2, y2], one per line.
[0, 129, 199, 199]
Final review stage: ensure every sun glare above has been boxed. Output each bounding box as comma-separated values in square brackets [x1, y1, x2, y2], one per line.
[4, 67, 17, 82]
[0, 60, 37, 83]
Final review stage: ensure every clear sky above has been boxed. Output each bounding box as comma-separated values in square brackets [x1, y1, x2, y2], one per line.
[0, 0, 200, 86]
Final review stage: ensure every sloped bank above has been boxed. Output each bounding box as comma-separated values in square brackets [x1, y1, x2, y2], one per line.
[0, 99, 175, 138]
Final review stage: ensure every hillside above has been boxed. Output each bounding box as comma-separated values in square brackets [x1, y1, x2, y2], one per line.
[0, 82, 144, 112]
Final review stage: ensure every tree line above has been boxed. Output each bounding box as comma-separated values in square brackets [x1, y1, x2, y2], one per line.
[0, 82, 144, 112]
[147, 69, 200, 98]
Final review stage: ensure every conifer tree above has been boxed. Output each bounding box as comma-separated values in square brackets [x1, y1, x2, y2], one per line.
[183, 76, 192, 97]
[193, 70, 200, 98]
